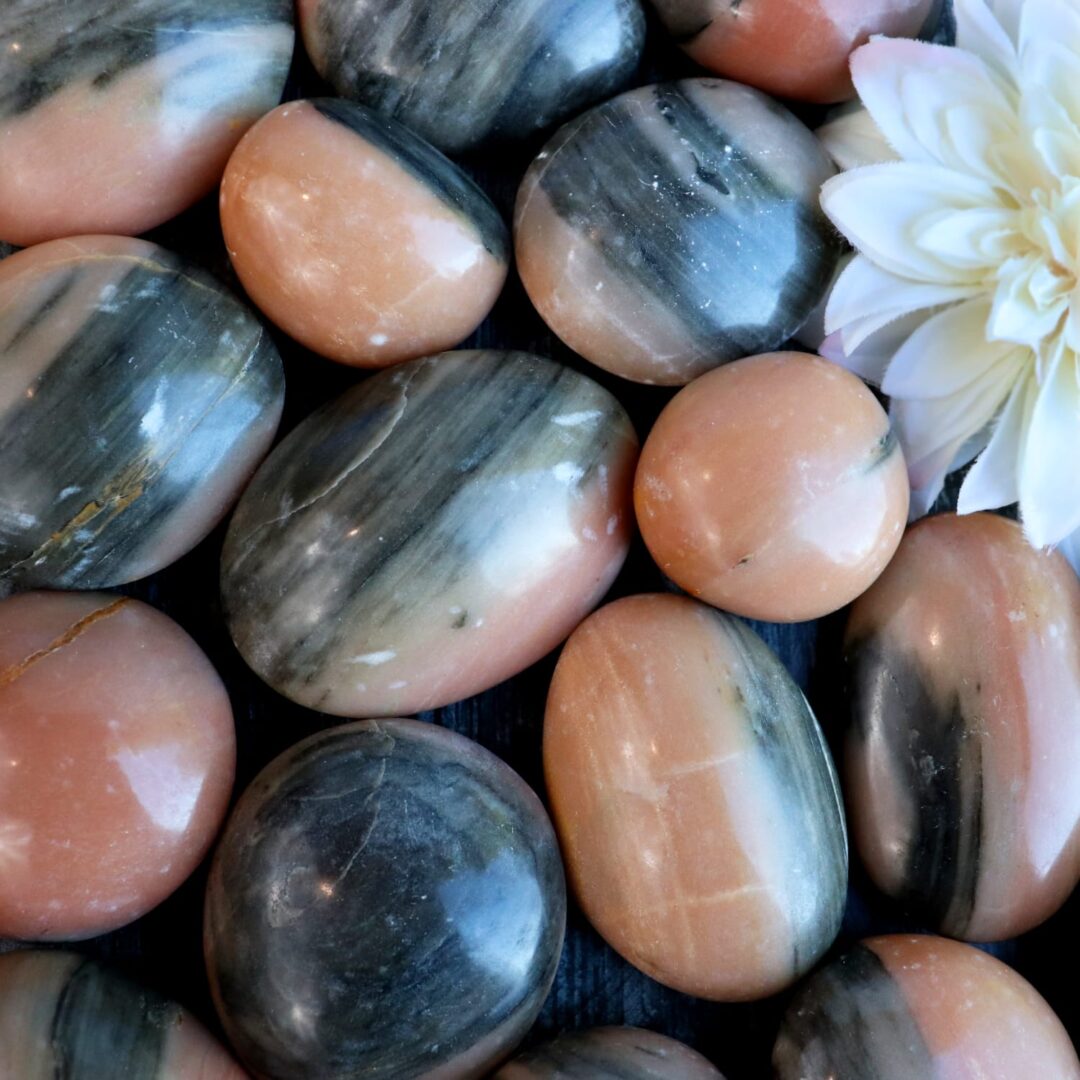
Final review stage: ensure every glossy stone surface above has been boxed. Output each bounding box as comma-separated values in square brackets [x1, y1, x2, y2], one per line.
[649, 0, 939, 104]
[221, 99, 509, 368]
[222, 350, 637, 717]
[635, 352, 909, 621]
[773, 935, 1080, 1079]
[0, 0, 293, 246]
[0, 950, 246, 1079]
[297, 0, 646, 155]
[0, 236, 284, 594]
[544, 594, 847, 1000]
[844, 512, 1080, 941]
[495, 1027, 723, 1078]
[0, 592, 235, 941]
[205, 719, 566, 1080]
[514, 80, 840, 385]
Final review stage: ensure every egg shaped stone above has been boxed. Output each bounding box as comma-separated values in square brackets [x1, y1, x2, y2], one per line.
[0, 0, 293, 246]
[495, 1027, 723, 1078]
[297, 0, 646, 155]
[544, 593, 847, 1001]
[514, 80, 841, 385]
[844, 512, 1080, 941]
[221, 99, 509, 368]
[635, 352, 909, 621]
[205, 719, 567, 1080]
[648, 0, 941, 104]
[773, 935, 1080, 1079]
[0, 236, 284, 594]
[0, 950, 247, 1079]
[221, 350, 637, 717]
[0, 591, 235, 941]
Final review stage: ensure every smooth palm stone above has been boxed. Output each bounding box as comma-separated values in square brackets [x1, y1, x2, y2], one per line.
[649, 0, 941, 103]
[0, 591, 235, 941]
[0, 950, 246, 1079]
[495, 1027, 723, 1078]
[634, 353, 909, 622]
[297, 0, 646, 155]
[0, 0, 293, 245]
[544, 594, 847, 1000]
[204, 719, 567, 1080]
[844, 512, 1080, 941]
[221, 99, 508, 368]
[515, 79, 841, 385]
[773, 935, 1080, 1079]
[0, 236, 284, 594]
[221, 350, 637, 717]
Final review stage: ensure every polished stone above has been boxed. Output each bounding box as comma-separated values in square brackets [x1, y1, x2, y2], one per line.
[221, 350, 637, 717]
[544, 594, 847, 1000]
[635, 352, 909, 621]
[0, 950, 246, 1079]
[221, 99, 509, 368]
[514, 79, 840, 385]
[0, 0, 293, 246]
[844, 512, 1080, 941]
[297, 0, 646, 155]
[495, 1027, 723, 1078]
[648, 0, 940, 103]
[773, 935, 1080, 1079]
[0, 592, 235, 941]
[0, 236, 284, 594]
[205, 719, 566, 1080]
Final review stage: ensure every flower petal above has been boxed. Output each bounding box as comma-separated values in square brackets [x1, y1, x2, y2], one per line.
[822, 309, 938, 386]
[1018, 344, 1080, 545]
[1057, 526, 1080, 576]
[954, 0, 1021, 81]
[817, 106, 897, 170]
[821, 164, 1001, 284]
[882, 297, 1027, 398]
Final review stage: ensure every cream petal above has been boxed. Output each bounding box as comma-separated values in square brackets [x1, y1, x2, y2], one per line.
[990, 255, 1071, 347]
[914, 206, 1019, 269]
[817, 106, 897, 170]
[882, 298, 1025, 398]
[1019, 0, 1080, 61]
[822, 309, 938, 386]
[1018, 344, 1080, 545]
[955, 0, 1021, 81]
[957, 371, 1036, 511]
[821, 164, 1000, 284]
[1021, 43, 1080, 178]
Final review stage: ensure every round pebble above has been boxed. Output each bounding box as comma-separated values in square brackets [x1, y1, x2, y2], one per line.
[221, 99, 509, 368]
[634, 352, 910, 621]
[0, 591, 235, 940]
[205, 719, 566, 1080]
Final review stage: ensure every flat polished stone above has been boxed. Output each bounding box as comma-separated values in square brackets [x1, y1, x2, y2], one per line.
[495, 1027, 723, 1078]
[0, 950, 246, 1079]
[0, 0, 293, 246]
[635, 353, 909, 621]
[0, 592, 235, 941]
[297, 0, 646, 155]
[544, 594, 847, 1001]
[205, 719, 566, 1080]
[221, 99, 508, 368]
[844, 512, 1080, 941]
[514, 80, 841, 385]
[221, 350, 637, 717]
[648, 0, 940, 103]
[0, 236, 284, 594]
[773, 935, 1080, 1079]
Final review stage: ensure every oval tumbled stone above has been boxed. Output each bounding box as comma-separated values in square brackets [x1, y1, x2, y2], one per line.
[0, 235, 284, 594]
[204, 718, 567, 1080]
[844, 512, 1080, 941]
[544, 593, 847, 1001]
[221, 349, 638, 716]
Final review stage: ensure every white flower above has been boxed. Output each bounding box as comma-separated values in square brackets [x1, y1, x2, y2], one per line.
[818, 0, 1080, 570]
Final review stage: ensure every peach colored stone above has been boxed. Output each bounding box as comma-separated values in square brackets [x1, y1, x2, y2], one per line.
[845, 512, 1080, 941]
[220, 99, 509, 368]
[0, 592, 235, 940]
[634, 352, 910, 622]
[544, 594, 846, 1001]
[650, 0, 937, 103]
